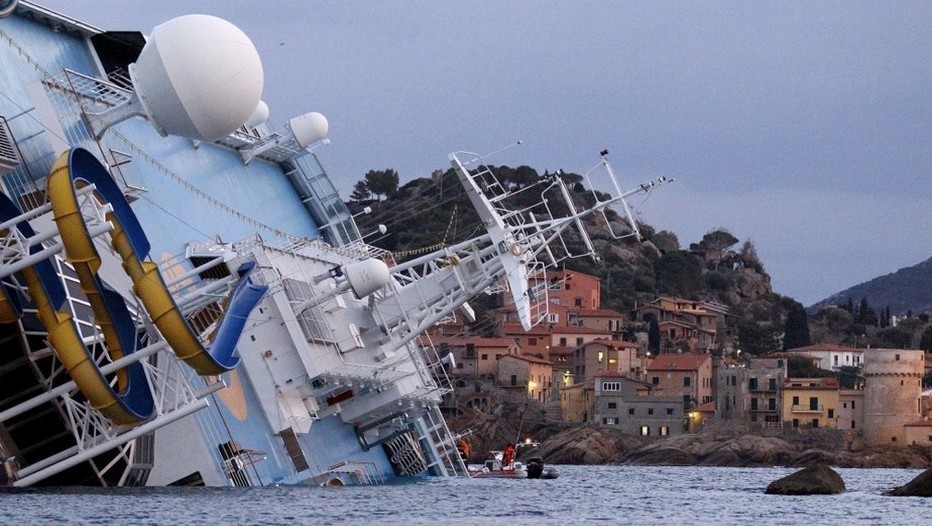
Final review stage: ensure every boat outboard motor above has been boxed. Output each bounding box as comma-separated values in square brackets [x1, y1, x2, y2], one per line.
[525, 456, 544, 479]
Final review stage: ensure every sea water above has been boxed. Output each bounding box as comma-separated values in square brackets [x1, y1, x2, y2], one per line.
[0, 465, 927, 525]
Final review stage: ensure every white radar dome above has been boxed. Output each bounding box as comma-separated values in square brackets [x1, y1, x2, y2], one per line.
[343, 259, 390, 299]
[288, 112, 329, 149]
[245, 100, 269, 128]
[130, 14, 264, 141]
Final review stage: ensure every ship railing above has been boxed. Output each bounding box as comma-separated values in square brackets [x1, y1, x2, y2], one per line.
[324, 460, 384, 485]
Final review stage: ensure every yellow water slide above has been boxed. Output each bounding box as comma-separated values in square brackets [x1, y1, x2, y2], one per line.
[48, 149, 266, 377]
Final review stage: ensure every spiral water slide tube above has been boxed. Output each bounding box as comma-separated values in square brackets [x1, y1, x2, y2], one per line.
[0, 148, 267, 425]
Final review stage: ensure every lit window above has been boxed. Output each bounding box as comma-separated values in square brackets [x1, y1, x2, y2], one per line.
[660, 426, 669, 437]
[640, 426, 650, 436]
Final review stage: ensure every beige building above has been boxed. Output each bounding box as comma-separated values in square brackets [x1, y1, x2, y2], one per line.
[862, 348, 924, 446]
[838, 388, 865, 432]
[781, 377, 840, 429]
[497, 354, 553, 403]
[443, 337, 521, 379]
[904, 418, 932, 446]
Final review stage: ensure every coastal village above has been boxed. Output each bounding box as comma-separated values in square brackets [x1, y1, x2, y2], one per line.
[430, 268, 932, 452]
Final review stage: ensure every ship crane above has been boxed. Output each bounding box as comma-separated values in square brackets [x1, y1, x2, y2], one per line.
[367, 148, 673, 356]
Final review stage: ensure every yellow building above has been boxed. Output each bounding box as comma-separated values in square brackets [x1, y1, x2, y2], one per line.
[781, 377, 840, 429]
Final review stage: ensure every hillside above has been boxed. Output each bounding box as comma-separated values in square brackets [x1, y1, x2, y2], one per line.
[349, 164, 792, 353]
[809, 257, 932, 316]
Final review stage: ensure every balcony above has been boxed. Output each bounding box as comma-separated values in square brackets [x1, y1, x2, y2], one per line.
[791, 404, 824, 414]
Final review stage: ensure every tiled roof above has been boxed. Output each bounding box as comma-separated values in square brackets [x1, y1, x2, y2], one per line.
[551, 326, 613, 335]
[498, 354, 553, 366]
[785, 344, 862, 354]
[905, 418, 932, 427]
[647, 353, 711, 371]
[441, 336, 518, 348]
[500, 323, 552, 336]
[571, 308, 624, 317]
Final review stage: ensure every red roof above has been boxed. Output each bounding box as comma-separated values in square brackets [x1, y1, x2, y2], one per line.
[500, 323, 551, 336]
[550, 326, 612, 335]
[442, 336, 518, 348]
[696, 402, 716, 412]
[905, 418, 932, 427]
[548, 346, 575, 356]
[571, 308, 624, 318]
[584, 339, 638, 350]
[647, 353, 711, 371]
[785, 344, 861, 354]
[498, 354, 553, 366]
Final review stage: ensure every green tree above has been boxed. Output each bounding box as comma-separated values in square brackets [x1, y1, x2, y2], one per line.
[653, 251, 703, 298]
[875, 326, 913, 349]
[349, 180, 371, 201]
[365, 169, 400, 201]
[690, 229, 739, 270]
[920, 326, 932, 352]
[737, 321, 781, 355]
[782, 300, 811, 350]
[648, 317, 661, 355]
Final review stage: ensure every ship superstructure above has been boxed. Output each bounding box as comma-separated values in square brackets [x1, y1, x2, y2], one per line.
[0, 1, 669, 487]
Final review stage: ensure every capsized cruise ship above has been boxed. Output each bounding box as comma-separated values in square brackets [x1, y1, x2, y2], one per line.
[0, 1, 670, 487]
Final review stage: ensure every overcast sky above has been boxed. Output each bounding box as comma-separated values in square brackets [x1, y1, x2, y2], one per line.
[36, 1, 932, 308]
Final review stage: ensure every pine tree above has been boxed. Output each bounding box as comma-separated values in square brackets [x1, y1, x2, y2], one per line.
[648, 318, 661, 355]
[349, 180, 371, 201]
[782, 301, 811, 350]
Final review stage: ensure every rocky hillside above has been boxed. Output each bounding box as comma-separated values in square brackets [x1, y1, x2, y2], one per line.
[350, 164, 790, 349]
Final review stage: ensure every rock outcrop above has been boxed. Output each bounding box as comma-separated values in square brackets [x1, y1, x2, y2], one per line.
[764, 464, 846, 495]
[884, 468, 932, 497]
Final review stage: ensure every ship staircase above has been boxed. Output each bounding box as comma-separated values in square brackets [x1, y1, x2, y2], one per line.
[0, 181, 247, 487]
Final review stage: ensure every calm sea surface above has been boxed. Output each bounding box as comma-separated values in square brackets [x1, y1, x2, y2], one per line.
[0, 465, 928, 525]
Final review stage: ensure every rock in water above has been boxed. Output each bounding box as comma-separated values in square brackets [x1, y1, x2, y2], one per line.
[765, 464, 846, 495]
[884, 468, 932, 497]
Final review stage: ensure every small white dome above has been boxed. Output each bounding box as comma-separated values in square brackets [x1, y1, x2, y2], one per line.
[245, 100, 269, 128]
[288, 112, 329, 149]
[130, 14, 264, 141]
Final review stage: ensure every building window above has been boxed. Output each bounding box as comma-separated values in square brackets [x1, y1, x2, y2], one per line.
[843, 402, 847, 409]
[666, 408, 674, 415]
[812, 419, 819, 428]
[528, 337, 537, 346]
[852, 400, 856, 409]
[548, 313, 560, 324]
[828, 409, 834, 418]
[608, 402, 617, 409]
[628, 408, 635, 415]
[748, 378, 758, 390]
[603, 417, 618, 425]
[768, 378, 777, 391]
[575, 298, 582, 307]
[640, 426, 650, 436]
[809, 397, 818, 411]
[851, 421, 856, 429]
[792, 419, 799, 428]
[559, 337, 567, 346]
[481, 354, 488, 361]
[684, 377, 691, 387]
[751, 399, 758, 411]
[769, 398, 776, 410]
[660, 426, 669, 437]
[792, 396, 799, 405]
[576, 337, 584, 346]
[602, 382, 620, 392]
[895, 354, 900, 361]
[510, 375, 517, 386]
[648, 408, 654, 415]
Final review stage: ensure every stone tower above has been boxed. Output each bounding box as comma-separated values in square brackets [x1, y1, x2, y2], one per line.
[862, 349, 924, 446]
